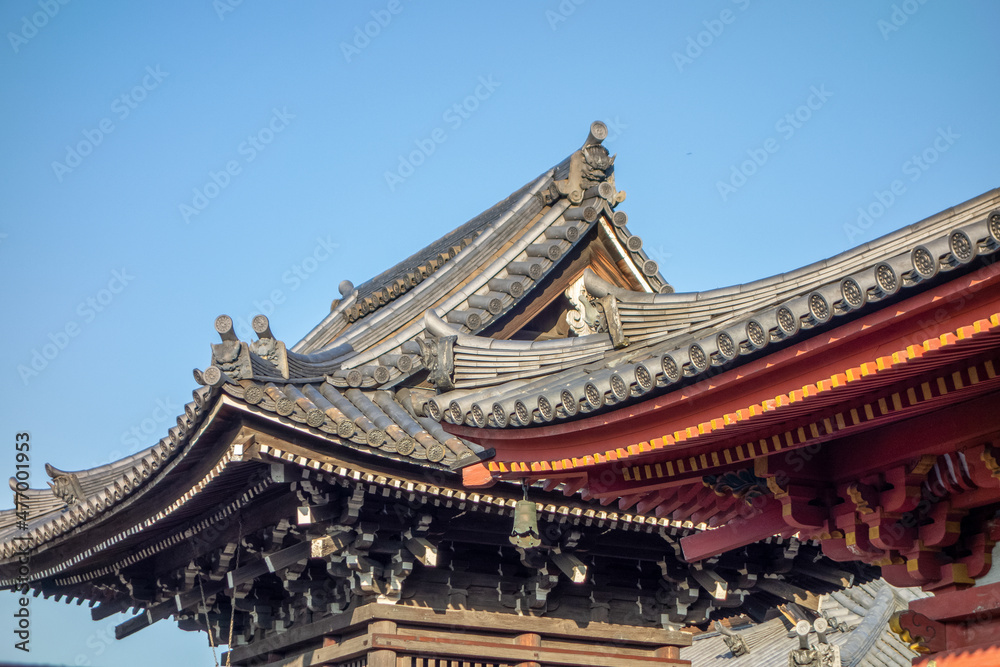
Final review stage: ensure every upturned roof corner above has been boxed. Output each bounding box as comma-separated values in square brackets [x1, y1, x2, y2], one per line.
[3, 121, 999, 664]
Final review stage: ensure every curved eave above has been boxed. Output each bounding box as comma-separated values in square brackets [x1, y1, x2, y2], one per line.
[321, 184, 632, 386]
[293, 166, 565, 355]
[436, 196, 1000, 430]
[446, 261, 1000, 477]
[599, 188, 1000, 307]
[0, 400, 702, 587]
[290, 126, 662, 389]
[0, 376, 486, 574]
[296, 170, 555, 363]
[0, 393, 234, 580]
[213, 385, 485, 469]
[3, 389, 227, 548]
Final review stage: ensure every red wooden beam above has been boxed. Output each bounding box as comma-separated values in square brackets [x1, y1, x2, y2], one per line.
[910, 580, 1000, 623]
[895, 583, 1000, 659]
[680, 500, 789, 562]
[824, 390, 1000, 482]
[654, 484, 701, 518]
[462, 462, 495, 488]
[690, 493, 737, 526]
[448, 264, 1000, 463]
[913, 645, 1000, 667]
[636, 489, 673, 515]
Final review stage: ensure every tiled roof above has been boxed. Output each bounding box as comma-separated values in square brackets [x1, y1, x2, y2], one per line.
[480, 310, 1000, 476]
[429, 191, 1000, 430]
[0, 121, 663, 564]
[342, 177, 548, 323]
[0, 353, 493, 560]
[293, 122, 669, 369]
[0, 415, 702, 588]
[682, 579, 927, 666]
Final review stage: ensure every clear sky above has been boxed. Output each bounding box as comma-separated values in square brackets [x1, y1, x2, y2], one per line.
[1, 1, 998, 665]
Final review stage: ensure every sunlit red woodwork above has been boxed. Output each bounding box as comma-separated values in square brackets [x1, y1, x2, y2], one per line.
[451, 234, 1000, 661]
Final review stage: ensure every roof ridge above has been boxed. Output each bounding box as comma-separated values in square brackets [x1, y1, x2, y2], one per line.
[428, 203, 1000, 429]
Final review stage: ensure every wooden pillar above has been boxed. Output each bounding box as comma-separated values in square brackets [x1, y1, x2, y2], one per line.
[514, 632, 541, 667]
[655, 645, 681, 660]
[369, 619, 397, 667]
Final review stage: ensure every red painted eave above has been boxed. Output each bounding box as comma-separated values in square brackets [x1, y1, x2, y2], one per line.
[913, 645, 1000, 667]
[446, 261, 1000, 469]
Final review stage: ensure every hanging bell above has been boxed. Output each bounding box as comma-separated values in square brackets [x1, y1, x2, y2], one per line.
[509, 498, 541, 549]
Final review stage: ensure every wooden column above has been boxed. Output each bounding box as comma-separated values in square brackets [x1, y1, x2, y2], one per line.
[369, 619, 397, 667]
[514, 632, 541, 667]
[655, 645, 681, 660]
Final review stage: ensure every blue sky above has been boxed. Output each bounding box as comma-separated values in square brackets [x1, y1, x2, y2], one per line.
[1, 2, 998, 664]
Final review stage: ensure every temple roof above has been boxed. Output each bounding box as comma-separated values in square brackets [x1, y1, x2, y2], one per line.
[682, 579, 927, 666]
[292, 120, 669, 367]
[459, 304, 1000, 480]
[5, 122, 987, 653]
[428, 189, 1000, 430]
[0, 121, 670, 569]
[5, 122, 998, 555]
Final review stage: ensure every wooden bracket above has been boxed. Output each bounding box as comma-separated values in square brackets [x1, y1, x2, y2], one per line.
[889, 609, 947, 654]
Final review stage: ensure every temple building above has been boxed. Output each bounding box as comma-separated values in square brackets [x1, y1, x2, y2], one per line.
[3, 122, 999, 666]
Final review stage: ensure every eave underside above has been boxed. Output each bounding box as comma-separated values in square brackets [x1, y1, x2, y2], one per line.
[1, 416, 878, 661]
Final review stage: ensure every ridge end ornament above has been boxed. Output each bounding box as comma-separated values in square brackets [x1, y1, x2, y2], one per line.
[598, 295, 629, 348]
[714, 621, 750, 657]
[555, 121, 617, 204]
[417, 335, 456, 391]
[565, 275, 605, 336]
[45, 463, 85, 506]
[211, 340, 253, 380]
[249, 337, 289, 379]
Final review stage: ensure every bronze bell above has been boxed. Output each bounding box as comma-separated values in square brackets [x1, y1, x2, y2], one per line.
[509, 499, 541, 549]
